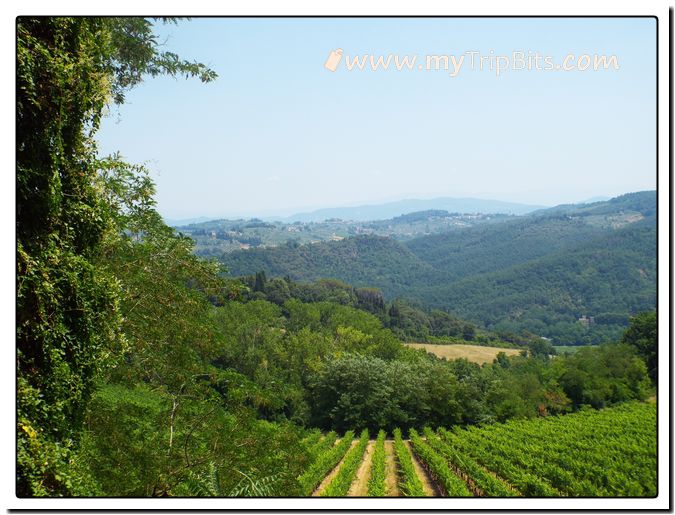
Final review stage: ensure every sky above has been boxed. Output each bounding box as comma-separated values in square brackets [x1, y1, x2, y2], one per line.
[96, 17, 657, 219]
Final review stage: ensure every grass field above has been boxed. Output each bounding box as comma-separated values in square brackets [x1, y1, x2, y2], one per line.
[405, 343, 521, 364]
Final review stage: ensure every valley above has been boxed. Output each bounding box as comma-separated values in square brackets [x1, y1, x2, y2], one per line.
[216, 191, 656, 345]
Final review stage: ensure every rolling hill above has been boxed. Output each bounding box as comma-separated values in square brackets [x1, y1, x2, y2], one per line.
[219, 191, 656, 344]
[222, 235, 438, 294]
[414, 222, 656, 342]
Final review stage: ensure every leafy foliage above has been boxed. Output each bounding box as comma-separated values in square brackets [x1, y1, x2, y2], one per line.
[367, 430, 387, 496]
[621, 311, 657, 382]
[17, 16, 214, 496]
[554, 344, 651, 409]
[308, 354, 465, 432]
[306, 339, 649, 432]
[228, 472, 284, 497]
[307, 432, 338, 460]
[240, 273, 485, 344]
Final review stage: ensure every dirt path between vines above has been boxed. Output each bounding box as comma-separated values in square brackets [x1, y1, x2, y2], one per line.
[405, 441, 439, 496]
[384, 440, 400, 496]
[311, 439, 357, 496]
[347, 440, 375, 496]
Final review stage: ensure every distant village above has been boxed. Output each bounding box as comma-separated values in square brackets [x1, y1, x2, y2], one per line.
[179, 211, 511, 257]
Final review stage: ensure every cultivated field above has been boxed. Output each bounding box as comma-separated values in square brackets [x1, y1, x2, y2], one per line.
[299, 402, 656, 497]
[405, 343, 521, 364]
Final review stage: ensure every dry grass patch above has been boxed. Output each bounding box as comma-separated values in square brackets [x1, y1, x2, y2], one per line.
[405, 343, 521, 365]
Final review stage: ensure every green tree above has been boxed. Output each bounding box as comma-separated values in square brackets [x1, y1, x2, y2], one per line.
[265, 277, 291, 305]
[621, 311, 657, 383]
[66, 78, 307, 501]
[254, 270, 267, 292]
[527, 338, 555, 358]
[556, 344, 650, 408]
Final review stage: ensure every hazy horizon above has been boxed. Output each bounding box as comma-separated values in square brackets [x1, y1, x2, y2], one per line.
[165, 192, 550, 221]
[96, 18, 656, 219]
[162, 190, 651, 223]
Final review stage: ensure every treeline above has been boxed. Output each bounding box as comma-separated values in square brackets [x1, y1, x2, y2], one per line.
[308, 343, 652, 434]
[238, 272, 541, 349]
[178, 289, 653, 436]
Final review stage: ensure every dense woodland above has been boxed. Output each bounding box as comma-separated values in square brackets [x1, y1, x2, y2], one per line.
[16, 17, 657, 498]
[238, 273, 549, 349]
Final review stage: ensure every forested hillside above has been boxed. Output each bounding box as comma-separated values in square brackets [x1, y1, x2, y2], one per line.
[224, 235, 438, 294]
[415, 222, 656, 343]
[222, 192, 656, 344]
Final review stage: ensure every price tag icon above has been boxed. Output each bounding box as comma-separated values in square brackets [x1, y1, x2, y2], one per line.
[324, 49, 343, 71]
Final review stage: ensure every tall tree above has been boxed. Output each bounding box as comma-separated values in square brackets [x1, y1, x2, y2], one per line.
[16, 17, 216, 496]
[621, 311, 657, 383]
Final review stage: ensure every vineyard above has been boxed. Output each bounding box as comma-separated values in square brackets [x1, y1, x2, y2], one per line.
[300, 402, 657, 497]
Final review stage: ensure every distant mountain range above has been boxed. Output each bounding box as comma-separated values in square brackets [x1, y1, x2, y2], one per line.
[165, 197, 547, 226]
[282, 197, 547, 222]
[220, 191, 656, 345]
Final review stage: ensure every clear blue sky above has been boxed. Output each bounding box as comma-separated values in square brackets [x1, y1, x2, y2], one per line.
[96, 17, 656, 219]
